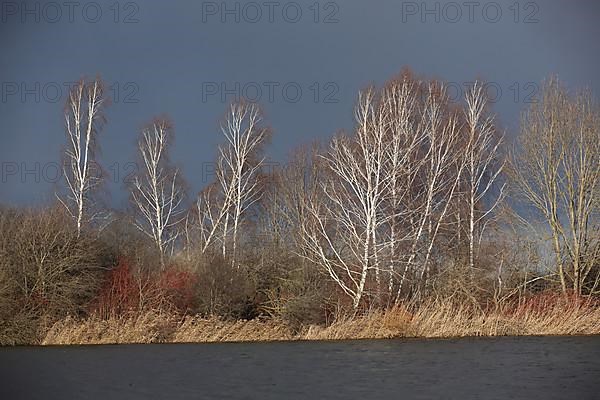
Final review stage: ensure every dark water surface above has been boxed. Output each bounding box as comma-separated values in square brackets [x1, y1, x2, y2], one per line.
[1, 336, 599, 399]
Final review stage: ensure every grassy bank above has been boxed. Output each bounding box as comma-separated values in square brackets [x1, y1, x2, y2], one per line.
[41, 297, 600, 345]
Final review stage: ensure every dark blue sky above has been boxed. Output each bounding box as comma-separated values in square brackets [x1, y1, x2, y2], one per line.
[1, 0, 599, 206]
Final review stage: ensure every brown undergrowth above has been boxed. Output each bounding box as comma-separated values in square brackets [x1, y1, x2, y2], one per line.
[42, 294, 600, 345]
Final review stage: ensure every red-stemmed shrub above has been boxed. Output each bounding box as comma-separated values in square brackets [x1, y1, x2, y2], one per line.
[92, 258, 198, 318]
[504, 290, 597, 318]
[155, 267, 198, 312]
[93, 258, 140, 318]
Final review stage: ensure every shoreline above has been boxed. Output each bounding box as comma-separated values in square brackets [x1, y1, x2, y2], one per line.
[3, 333, 600, 349]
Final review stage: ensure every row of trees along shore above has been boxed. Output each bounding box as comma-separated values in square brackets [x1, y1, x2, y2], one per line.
[1, 69, 598, 343]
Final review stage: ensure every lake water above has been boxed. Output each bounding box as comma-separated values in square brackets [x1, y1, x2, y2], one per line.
[1, 336, 599, 399]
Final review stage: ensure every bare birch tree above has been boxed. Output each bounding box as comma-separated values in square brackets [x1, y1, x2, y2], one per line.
[131, 119, 185, 268]
[191, 182, 233, 255]
[214, 102, 270, 265]
[188, 103, 269, 261]
[58, 78, 106, 236]
[299, 79, 470, 308]
[381, 78, 428, 301]
[300, 89, 391, 309]
[463, 82, 505, 271]
[394, 83, 465, 302]
[511, 77, 600, 295]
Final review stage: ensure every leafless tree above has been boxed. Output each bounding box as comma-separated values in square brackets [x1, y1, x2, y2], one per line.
[510, 77, 600, 295]
[299, 88, 392, 309]
[380, 78, 427, 301]
[463, 82, 505, 271]
[57, 78, 106, 236]
[131, 119, 185, 268]
[187, 102, 269, 264]
[299, 78, 470, 309]
[394, 83, 465, 302]
[191, 182, 232, 255]
[214, 102, 270, 265]
[269, 144, 322, 254]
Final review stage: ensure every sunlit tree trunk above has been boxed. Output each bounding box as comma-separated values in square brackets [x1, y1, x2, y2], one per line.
[463, 82, 505, 272]
[58, 78, 106, 237]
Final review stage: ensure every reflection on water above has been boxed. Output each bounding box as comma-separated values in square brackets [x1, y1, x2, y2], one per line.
[1, 336, 599, 399]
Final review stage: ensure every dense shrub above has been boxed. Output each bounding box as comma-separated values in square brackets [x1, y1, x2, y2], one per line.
[258, 258, 332, 329]
[0, 207, 107, 344]
[98, 215, 162, 272]
[191, 253, 259, 319]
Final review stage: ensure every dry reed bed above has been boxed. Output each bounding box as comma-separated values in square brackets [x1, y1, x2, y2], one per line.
[42, 299, 600, 345]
